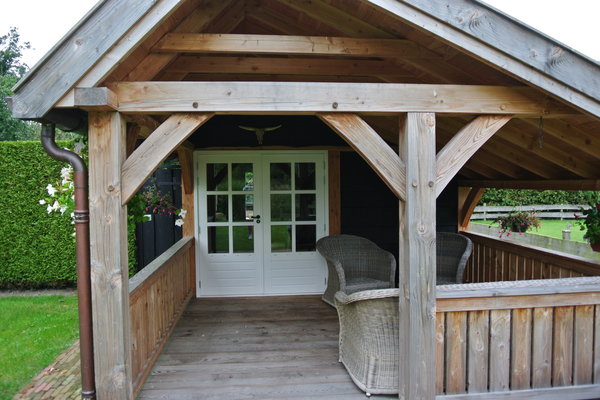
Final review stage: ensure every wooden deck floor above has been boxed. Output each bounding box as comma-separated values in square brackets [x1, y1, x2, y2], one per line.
[138, 295, 396, 399]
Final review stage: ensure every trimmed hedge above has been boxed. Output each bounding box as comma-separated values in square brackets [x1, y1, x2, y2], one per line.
[0, 141, 76, 288]
[479, 189, 595, 207]
[0, 141, 137, 288]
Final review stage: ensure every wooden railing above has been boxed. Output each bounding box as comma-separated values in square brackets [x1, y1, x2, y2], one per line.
[463, 231, 600, 283]
[129, 237, 195, 396]
[435, 277, 600, 399]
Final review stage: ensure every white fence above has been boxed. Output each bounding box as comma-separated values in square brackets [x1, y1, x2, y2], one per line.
[471, 204, 590, 220]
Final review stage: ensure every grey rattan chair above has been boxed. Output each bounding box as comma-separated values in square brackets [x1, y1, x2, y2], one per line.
[316, 234, 396, 307]
[334, 289, 400, 396]
[436, 232, 473, 285]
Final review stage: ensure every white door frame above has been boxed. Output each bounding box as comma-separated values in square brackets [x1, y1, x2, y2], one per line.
[194, 150, 329, 297]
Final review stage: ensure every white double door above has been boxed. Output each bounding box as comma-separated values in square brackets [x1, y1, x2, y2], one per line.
[196, 151, 328, 297]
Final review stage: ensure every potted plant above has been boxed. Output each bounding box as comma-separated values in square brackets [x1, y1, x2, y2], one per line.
[575, 193, 600, 251]
[495, 209, 541, 238]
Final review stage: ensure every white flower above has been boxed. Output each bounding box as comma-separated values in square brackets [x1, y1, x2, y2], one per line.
[60, 206, 67, 215]
[39, 199, 46, 205]
[178, 209, 187, 219]
[73, 140, 86, 155]
[51, 201, 60, 211]
[60, 166, 72, 181]
[46, 184, 57, 196]
[46, 204, 53, 214]
[175, 218, 184, 227]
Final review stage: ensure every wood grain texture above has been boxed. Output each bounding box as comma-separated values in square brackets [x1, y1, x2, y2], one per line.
[319, 113, 406, 200]
[363, 0, 600, 117]
[552, 306, 574, 386]
[436, 116, 511, 196]
[457, 187, 484, 231]
[511, 308, 532, 390]
[532, 307, 553, 388]
[467, 310, 488, 393]
[11, 0, 165, 118]
[113, 81, 569, 115]
[399, 112, 437, 399]
[121, 113, 213, 204]
[328, 151, 341, 235]
[489, 309, 510, 391]
[177, 147, 195, 238]
[129, 238, 194, 397]
[153, 33, 436, 58]
[445, 312, 467, 394]
[436, 313, 446, 394]
[88, 111, 132, 399]
[573, 305, 594, 385]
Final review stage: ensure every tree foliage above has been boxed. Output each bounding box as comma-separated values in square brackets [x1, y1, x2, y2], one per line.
[0, 27, 40, 141]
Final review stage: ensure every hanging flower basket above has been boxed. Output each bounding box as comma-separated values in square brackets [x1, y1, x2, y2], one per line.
[495, 209, 541, 238]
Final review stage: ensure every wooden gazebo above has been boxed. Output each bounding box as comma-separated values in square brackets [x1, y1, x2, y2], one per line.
[9, 0, 600, 398]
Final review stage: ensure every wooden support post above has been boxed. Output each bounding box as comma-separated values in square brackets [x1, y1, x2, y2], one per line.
[88, 111, 133, 399]
[328, 150, 341, 235]
[399, 112, 436, 399]
[458, 187, 485, 231]
[177, 147, 195, 238]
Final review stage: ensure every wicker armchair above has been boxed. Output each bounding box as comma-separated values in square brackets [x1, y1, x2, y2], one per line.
[334, 289, 400, 396]
[436, 232, 473, 285]
[316, 234, 396, 307]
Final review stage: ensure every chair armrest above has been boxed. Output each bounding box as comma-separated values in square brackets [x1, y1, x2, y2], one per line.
[334, 288, 401, 305]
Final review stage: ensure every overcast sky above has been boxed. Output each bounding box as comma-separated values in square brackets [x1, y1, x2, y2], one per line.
[0, 0, 598, 68]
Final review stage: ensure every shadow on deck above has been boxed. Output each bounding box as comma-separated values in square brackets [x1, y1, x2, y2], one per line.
[138, 295, 395, 399]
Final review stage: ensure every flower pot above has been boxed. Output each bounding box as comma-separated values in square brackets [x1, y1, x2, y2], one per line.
[510, 223, 528, 233]
[590, 242, 600, 252]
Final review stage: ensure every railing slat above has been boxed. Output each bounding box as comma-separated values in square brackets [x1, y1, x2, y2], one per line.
[573, 305, 594, 385]
[511, 308, 532, 390]
[532, 307, 553, 388]
[467, 310, 488, 393]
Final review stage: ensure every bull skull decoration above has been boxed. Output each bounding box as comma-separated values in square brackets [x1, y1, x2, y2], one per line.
[238, 125, 282, 145]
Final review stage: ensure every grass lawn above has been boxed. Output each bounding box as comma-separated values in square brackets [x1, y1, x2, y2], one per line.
[473, 219, 587, 242]
[0, 295, 79, 400]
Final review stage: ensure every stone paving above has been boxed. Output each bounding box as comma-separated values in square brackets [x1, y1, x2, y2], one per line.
[14, 341, 81, 400]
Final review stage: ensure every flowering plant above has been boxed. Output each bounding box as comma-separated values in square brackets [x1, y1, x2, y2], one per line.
[129, 179, 186, 226]
[574, 193, 600, 244]
[495, 210, 541, 238]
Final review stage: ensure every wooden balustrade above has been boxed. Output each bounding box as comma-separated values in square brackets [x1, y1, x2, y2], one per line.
[463, 231, 600, 283]
[128, 237, 195, 396]
[435, 277, 600, 399]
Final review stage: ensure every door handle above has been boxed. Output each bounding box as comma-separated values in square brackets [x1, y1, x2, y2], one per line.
[250, 215, 261, 223]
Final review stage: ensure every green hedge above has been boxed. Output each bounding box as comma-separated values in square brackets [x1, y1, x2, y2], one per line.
[0, 141, 137, 288]
[479, 189, 596, 207]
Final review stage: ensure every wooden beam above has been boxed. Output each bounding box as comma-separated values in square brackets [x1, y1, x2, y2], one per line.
[458, 187, 485, 231]
[74, 87, 118, 111]
[152, 33, 438, 58]
[11, 0, 179, 119]
[165, 55, 409, 77]
[88, 111, 133, 399]
[318, 113, 406, 201]
[459, 180, 600, 191]
[126, 124, 140, 157]
[177, 147, 195, 238]
[399, 112, 437, 399]
[436, 115, 511, 196]
[328, 151, 341, 235]
[113, 81, 571, 115]
[121, 113, 213, 204]
[364, 0, 600, 118]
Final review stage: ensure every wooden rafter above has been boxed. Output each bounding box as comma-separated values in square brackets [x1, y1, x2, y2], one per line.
[105, 81, 571, 115]
[152, 33, 439, 58]
[436, 115, 512, 196]
[318, 113, 406, 201]
[121, 113, 213, 204]
[458, 187, 485, 230]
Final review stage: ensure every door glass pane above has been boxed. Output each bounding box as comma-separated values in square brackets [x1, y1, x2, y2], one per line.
[295, 162, 316, 190]
[295, 194, 316, 221]
[207, 163, 228, 191]
[208, 226, 228, 253]
[207, 195, 228, 222]
[233, 226, 254, 253]
[232, 163, 253, 191]
[271, 225, 292, 252]
[296, 225, 316, 252]
[233, 195, 253, 222]
[271, 194, 291, 221]
[270, 163, 291, 190]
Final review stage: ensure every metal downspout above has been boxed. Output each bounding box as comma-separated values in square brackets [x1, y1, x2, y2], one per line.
[41, 123, 96, 400]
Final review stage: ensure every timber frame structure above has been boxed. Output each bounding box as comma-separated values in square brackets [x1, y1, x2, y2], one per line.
[8, 0, 600, 399]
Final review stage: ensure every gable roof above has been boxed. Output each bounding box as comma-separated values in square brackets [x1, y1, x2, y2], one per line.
[9, 0, 600, 120]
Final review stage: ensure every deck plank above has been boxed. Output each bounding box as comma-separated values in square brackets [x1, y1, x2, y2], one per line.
[138, 295, 396, 399]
